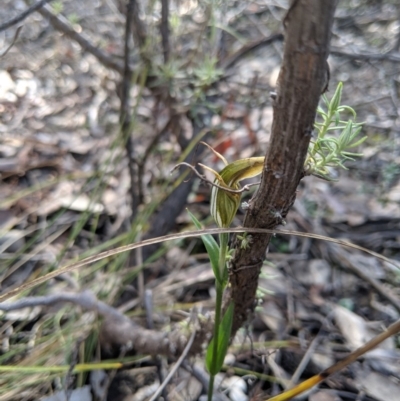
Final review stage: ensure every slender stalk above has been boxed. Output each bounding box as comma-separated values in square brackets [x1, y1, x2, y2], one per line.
[208, 233, 228, 401]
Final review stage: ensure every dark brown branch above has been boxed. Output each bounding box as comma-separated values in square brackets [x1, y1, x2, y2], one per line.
[131, 0, 149, 64]
[219, 34, 284, 70]
[220, 34, 400, 76]
[330, 46, 400, 62]
[139, 118, 212, 263]
[37, 4, 124, 74]
[121, 0, 140, 219]
[160, 0, 170, 63]
[228, 0, 338, 336]
[0, 0, 53, 32]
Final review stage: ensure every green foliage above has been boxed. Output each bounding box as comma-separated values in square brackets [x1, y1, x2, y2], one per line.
[67, 13, 80, 25]
[186, 83, 366, 401]
[206, 302, 234, 375]
[200, 153, 264, 229]
[305, 82, 366, 181]
[188, 210, 222, 283]
[52, 1, 63, 14]
[193, 57, 223, 88]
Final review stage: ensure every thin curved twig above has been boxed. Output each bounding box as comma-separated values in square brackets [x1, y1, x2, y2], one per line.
[37, 4, 123, 74]
[0, 227, 398, 303]
[0, 26, 22, 57]
[120, 0, 140, 219]
[148, 315, 197, 401]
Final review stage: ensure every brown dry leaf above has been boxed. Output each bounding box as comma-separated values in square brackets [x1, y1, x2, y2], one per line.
[333, 305, 394, 350]
[356, 369, 400, 401]
[37, 182, 103, 215]
[365, 348, 400, 377]
[60, 194, 104, 213]
[260, 300, 285, 333]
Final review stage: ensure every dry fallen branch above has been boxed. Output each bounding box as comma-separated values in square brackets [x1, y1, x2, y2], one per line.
[0, 290, 128, 321]
[0, 290, 208, 358]
[0, 0, 53, 32]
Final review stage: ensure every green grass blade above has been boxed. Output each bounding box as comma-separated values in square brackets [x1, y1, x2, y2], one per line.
[187, 210, 221, 282]
[206, 301, 234, 375]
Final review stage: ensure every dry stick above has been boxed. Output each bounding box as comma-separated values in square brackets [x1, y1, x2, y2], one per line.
[220, 34, 400, 75]
[148, 321, 197, 401]
[121, 0, 140, 220]
[0, 290, 128, 322]
[36, 4, 123, 74]
[0, 26, 22, 57]
[0, 290, 199, 358]
[330, 46, 400, 62]
[219, 33, 284, 70]
[137, 115, 174, 203]
[0, 225, 70, 285]
[131, 0, 148, 60]
[0, 0, 54, 32]
[329, 245, 400, 313]
[266, 318, 400, 401]
[228, 0, 338, 337]
[287, 335, 321, 389]
[160, 0, 170, 63]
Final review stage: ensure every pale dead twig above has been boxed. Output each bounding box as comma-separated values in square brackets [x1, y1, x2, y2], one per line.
[288, 334, 321, 389]
[148, 314, 197, 401]
[0, 225, 70, 285]
[0, 26, 22, 57]
[0, 290, 127, 322]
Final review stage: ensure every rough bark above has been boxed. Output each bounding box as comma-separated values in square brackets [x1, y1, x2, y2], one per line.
[228, 0, 338, 336]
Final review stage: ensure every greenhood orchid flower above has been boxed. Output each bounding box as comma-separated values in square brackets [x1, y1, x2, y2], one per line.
[199, 144, 264, 228]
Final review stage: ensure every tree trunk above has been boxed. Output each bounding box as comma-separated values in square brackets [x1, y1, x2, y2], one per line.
[228, 0, 338, 336]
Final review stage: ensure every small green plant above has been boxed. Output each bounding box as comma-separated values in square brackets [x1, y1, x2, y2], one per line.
[305, 82, 366, 181]
[52, 1, 63, 15]
[67, 13, 80, 26]
[184, 82, 365, 401]
[193, 57, 223, 88]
